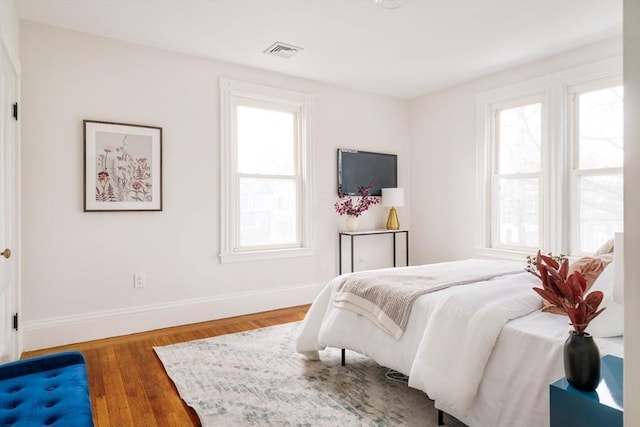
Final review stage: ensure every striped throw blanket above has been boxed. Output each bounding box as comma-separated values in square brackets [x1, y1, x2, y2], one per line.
[333, 259, 523, 339]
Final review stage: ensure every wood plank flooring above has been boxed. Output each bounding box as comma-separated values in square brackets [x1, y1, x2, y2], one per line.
[22, 305, 310, 427]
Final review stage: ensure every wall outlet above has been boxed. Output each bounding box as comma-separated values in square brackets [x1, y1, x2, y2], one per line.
[134, 272, 145, 288]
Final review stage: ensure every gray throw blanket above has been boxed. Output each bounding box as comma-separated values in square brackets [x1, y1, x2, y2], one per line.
[333, 259, 523, 339]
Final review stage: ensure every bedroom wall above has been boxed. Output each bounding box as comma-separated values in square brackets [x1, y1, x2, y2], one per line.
[19, 21, 411, 350]
[408, 37, 623, 264]
[0, 0, 20, 73]
[624, 0, 640, 424]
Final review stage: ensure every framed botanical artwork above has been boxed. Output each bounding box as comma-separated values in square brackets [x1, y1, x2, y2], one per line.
[84, 120, 162, 211]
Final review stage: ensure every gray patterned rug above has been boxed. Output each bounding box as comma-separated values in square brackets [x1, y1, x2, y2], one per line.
[154, 321, 465, 426]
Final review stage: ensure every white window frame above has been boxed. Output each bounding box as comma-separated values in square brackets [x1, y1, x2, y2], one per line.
[490, 95, 548, 252]
[219, 78, 315, 263]
[476, 76, 553, 260]
[477, 58, 622, 260]
[567, 76, 623, 256]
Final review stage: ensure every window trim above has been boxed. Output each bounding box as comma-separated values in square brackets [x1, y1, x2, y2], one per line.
[476, 58, 622, 259]
[476, 76, 551, 258]
[219, 78, 315, 263]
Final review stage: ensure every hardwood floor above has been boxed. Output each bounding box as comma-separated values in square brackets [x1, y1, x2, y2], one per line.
[22, 305, 310, 427]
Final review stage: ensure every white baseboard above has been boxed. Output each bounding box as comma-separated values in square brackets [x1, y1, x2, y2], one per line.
[22, 281, 326, 351]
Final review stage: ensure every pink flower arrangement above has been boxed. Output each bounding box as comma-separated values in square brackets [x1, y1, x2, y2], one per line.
[334, 182, 380, 217]
[529, 251, 606, 335]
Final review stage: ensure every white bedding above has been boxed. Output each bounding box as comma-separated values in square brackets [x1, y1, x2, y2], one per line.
[297, 260, 524, 374]
[461, 311, 622, 427]
[333, 259, 523, 339]
[408, 272, 541, 417]
[295, 259, 624, 427]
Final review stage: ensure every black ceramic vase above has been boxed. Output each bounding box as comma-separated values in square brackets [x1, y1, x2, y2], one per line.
[563, 331, 600, 391]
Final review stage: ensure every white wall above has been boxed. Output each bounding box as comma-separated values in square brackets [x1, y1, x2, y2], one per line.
[19, 22, 410, 349]
[0, 0, 20, 73]
[409, 37, 622, 264]
[624, 1, 640, 425]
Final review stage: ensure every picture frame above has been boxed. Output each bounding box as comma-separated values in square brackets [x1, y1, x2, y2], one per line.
[84, 120, 162, 212]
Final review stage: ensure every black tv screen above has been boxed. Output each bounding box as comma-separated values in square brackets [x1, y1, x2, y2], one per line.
[338, 149, 397, 196]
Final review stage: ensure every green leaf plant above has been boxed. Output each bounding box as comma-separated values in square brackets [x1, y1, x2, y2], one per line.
[528, 250, 606, 335]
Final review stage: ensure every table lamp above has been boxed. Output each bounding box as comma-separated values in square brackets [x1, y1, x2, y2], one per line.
[382, 188, 404, 230]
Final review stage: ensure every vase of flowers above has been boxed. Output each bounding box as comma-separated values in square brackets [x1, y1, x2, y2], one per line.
[529, 251, 606, 391]
[334, 182, 380, 231]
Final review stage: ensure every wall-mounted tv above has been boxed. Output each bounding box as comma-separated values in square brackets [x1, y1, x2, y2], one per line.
[337, 149, 397, 196]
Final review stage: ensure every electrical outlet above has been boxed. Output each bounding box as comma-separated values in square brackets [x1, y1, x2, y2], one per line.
[134, 272, 145, 288]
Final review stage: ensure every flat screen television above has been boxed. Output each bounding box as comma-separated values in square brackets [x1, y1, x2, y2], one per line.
[337, 149, 397, 196]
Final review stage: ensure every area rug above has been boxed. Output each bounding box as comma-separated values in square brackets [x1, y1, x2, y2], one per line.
[154, 321, 466, 426]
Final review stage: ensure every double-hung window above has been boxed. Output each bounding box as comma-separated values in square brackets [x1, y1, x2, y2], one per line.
[569, 84, 624, 254]
[493, 99, 544, 249]
[478, 59, 623, 258]
[219, 78, 314, 263]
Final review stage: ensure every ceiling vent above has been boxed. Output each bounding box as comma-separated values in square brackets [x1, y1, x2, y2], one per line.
[263, 42, 303, 58]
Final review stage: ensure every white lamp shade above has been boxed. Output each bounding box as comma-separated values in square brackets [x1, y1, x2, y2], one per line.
[381, 188, 404, 207]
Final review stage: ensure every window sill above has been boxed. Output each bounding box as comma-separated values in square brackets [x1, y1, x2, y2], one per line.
[476, 247, 583, 264]
[219, 247, 316, 264]
[475, 247, 535, 262]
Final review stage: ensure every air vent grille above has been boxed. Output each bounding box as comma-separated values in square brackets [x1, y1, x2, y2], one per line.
[263, 42, 303, 58]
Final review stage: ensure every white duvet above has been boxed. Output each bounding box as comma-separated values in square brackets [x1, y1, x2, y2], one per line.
[297, 259, 524, 374]
[296, 259, 624, 427]
[408, 272, 541, 416]
[333, 259, 524, 339]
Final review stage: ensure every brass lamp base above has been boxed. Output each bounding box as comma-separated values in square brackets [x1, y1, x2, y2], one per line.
[386, 207, 399, 230]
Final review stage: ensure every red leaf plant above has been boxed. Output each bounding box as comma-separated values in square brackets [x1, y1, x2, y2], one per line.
[528, 250, 606, 335]
[334, 181, 380, 217]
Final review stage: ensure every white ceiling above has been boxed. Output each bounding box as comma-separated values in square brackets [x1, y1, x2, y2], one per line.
[16, 0, 622, 99]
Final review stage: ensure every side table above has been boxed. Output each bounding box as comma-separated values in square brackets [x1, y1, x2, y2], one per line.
[550, 354, 623, 427]
[338, 229, 409, 274]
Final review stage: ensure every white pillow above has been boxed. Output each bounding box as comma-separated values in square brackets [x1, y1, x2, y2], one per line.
[589, 259, 614, 296]
[587, 261, 623, 338]
[594, 237, 615, 256]
[587, 300, 624, 338]
[613, 232, 624, 304]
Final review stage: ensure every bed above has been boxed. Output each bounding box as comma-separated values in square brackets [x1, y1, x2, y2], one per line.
[296, 254, 624, 427]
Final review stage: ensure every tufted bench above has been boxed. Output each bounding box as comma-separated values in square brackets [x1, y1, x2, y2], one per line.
[0, 351, 93, 426]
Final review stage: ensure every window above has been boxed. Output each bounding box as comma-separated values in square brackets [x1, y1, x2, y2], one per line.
[493, 101, 543, 249]
[570, 85, 624, 253]
[220, 79, 314, 263]
[477, 59, 622, 258]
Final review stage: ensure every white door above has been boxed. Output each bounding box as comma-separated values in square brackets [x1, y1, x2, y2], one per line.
[0, 43, 19, 363]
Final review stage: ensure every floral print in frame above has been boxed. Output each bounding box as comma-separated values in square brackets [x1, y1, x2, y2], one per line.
[84, 120, 162, 211]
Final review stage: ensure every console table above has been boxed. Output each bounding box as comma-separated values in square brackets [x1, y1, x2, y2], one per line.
[550, 355, 623, 427]
[338, 229, 409, 274]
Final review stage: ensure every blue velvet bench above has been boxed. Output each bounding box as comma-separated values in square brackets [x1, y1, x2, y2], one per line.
[0, 351, 93, 426]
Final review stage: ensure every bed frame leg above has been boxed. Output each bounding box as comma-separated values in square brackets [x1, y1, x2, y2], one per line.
[341, 348, 346, 366]
[437, 409, 444, 425]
